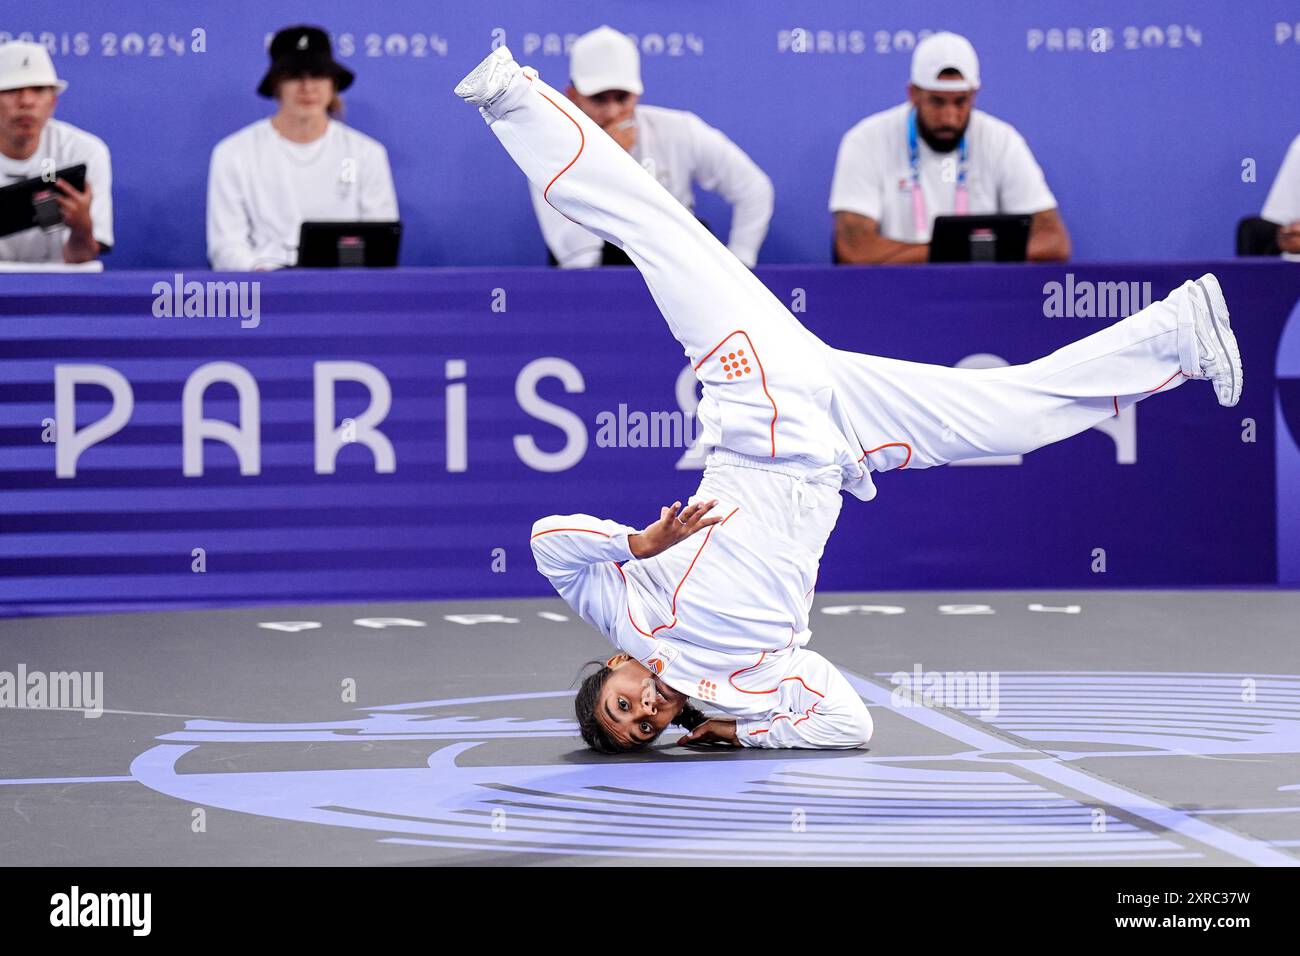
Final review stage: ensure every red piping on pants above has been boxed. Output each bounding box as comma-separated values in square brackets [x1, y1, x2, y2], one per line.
[858, 441, 913, 470]
[1113, 369, 1191, 417]
[532, 84, 586, 226]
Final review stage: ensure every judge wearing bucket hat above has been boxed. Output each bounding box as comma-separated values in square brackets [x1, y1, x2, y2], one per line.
[206, 25, 397, 270]
[0, 40, 113, 264]
[830, 31, 1069, 264]
[256, 25, 354, 100]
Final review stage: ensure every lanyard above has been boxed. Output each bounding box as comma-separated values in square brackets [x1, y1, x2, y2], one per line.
[907, 109, 968, 236]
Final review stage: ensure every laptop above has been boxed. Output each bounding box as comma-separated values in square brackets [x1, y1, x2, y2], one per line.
[929, 214, 1031, 263]
[297, 220, 402, 267]
[0, 164, 87, 238]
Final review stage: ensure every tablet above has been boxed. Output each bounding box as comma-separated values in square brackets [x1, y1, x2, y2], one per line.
[297, 221, 402, 268]
[929, 213, 1031, 263]
[0, 164, 87, 238]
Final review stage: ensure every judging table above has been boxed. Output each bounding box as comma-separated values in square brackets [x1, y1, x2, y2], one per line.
[1, 260, 1297, 613]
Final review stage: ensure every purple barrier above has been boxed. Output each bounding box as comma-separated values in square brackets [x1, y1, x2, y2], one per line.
[0, 260, 1294, 615]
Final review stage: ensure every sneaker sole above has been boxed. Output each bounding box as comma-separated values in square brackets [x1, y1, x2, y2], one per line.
[454, 47, 512, 104]
[1195, 275, 1242, 407]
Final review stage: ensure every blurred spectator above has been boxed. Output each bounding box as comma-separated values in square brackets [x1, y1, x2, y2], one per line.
[1262, 133, 1300, 256]
[532, 25, 773, 268]
[830, 32, 1068, 264]
[207, 25, 397, 271]
[0, 41, 112, 264]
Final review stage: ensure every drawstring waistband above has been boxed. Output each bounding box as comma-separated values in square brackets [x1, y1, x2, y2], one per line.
[790, 471, 834, 511]
[706, 448, 842, 484]
[704, 449, 843, 513]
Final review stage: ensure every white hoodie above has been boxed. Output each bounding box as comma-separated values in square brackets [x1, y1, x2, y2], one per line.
[530, 451, 873, 748]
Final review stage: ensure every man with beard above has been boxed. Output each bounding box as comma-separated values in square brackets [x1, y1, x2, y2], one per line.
[830, 32, 1069, 264]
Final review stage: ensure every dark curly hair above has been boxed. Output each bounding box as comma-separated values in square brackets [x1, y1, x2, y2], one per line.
[573, 659, 707, 753]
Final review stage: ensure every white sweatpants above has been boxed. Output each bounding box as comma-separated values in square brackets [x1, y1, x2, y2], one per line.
[481, 67, 1203, 488]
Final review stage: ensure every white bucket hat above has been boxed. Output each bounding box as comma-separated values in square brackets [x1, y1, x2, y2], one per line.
[0, 40, 68, 93]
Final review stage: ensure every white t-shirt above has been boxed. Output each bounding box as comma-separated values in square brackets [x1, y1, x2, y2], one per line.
[829, 102, 1056, 243]
[1262, 133, 1300, 226]
[206, 117, 398, 271]
[0, 117, 113, 263]
[530, 103, 773, 268]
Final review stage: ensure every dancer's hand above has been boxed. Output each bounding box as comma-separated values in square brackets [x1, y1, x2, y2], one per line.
[677, 718, 739, 747]
[628, 499, 722, 559]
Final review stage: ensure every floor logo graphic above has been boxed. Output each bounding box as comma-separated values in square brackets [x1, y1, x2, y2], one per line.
[104, 672, 1300, 864]
[913, 672, 1300, 757]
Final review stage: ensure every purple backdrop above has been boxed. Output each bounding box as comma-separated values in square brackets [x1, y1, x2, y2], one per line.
[3, 0, 1299, 267]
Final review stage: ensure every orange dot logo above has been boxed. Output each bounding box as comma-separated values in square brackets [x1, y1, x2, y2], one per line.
[721, 353, 752, 379]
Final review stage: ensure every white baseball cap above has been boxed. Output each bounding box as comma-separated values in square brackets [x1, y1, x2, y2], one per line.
[0, 40, 68, 94]
[569, 25, 643, 96]
[910, 31, 980, 91]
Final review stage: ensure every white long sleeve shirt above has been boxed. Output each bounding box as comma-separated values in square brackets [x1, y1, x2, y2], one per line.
[1263, 132, 1300, 226]
[530, 103, 774, 268]
[529, 458, 873, 749]
[206, 118, 398, 271]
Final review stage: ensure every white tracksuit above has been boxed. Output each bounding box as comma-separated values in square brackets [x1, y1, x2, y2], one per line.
[483, 62, 1206, 748]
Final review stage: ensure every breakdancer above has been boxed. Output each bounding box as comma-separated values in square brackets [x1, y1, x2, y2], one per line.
[454, 47, 1243, 753]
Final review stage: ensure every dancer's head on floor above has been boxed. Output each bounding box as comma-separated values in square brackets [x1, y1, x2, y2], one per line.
[575, 653, 705, 753]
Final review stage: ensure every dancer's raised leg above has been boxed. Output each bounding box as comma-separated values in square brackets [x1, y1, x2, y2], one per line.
[826, 275, 1241, 474]
[455, 47, 834, 463]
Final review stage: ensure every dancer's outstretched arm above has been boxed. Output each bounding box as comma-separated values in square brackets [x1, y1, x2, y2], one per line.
[529, 515, 636, 639]
[530, 502, 723, 636]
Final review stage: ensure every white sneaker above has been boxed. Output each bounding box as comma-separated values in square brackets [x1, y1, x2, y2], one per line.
[1189, 273, 1242, 407]
[453, 45, 518, 108]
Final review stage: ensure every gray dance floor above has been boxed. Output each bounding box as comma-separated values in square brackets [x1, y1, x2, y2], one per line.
[2, 590, 1298, 866]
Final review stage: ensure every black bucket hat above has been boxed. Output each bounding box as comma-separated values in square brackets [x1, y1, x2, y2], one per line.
[257, 25, 354, 98]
